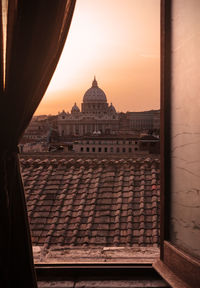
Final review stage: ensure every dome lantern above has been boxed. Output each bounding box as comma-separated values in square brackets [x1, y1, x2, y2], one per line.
[92, 76, 98, 87]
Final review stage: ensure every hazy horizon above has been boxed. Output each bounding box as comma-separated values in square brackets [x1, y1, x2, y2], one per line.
[35, 0, 160, 115]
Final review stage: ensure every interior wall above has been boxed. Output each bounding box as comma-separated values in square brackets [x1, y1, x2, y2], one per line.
[170, 0, 200, 259]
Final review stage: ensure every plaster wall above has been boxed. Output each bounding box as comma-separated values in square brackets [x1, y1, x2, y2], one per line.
[170, 0, 200, 259]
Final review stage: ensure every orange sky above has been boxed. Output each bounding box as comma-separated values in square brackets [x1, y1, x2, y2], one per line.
[35, 0, 160, 115]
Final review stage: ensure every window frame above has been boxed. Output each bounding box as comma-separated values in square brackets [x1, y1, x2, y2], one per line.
[35, 263, 160, 282]
[159, 0, 171, 259]
[153, 1, 200, 287]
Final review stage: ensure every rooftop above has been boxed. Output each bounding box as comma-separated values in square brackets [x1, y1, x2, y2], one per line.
[21, 156, 160, 257]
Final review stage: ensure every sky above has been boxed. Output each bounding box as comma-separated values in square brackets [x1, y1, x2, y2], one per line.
[35, 0, 160, 115]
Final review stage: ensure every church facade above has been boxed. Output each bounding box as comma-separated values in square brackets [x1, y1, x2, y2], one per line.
[57, 77, 119, 136]
[57, 77, 160, 137]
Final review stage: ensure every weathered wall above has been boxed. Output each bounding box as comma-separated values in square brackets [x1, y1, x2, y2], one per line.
[170, 0, 200, 259]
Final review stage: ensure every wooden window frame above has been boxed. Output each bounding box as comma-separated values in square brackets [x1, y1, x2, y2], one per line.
[35, 263, 160, 282]
[153, 1, 200, 288]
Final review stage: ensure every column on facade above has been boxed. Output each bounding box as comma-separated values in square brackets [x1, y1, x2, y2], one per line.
[80, 124, 83, 136]
[69, 124, 73, 134]
[58, 124, 62, 136]
[65, 124, 69, 135]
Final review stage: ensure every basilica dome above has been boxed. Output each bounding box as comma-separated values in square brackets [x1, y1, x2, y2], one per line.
[83, 77, 107, 103]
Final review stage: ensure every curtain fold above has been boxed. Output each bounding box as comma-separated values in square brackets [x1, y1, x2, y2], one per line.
[0, 1, 76, 287]
[0, 1, 3, 92]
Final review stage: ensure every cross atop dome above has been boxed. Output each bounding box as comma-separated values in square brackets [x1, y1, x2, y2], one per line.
[92, 76, 98, 87]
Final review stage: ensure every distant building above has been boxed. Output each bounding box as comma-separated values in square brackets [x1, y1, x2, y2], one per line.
[73, 136, 140, 154]
[21, 78, 160, 156]
[127, 110, 160, 131]
[72, 135, 159, 155]
[57, 77, 160, 137]
[58, 77, 119, 137]
[21, 115, 58, 143]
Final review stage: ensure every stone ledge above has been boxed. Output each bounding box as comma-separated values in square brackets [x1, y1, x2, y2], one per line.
[33, 246, 160, 264]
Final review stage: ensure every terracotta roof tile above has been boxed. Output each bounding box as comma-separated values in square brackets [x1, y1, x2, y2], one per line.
[21, 157, 160, 248]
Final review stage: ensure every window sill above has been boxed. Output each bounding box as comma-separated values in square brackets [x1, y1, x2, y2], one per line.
[35, 262, 159, 281]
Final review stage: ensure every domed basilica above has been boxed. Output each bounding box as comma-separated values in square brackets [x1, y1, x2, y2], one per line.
[58, 77, 119, 136]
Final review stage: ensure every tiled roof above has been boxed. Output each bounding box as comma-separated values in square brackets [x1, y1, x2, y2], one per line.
[21, 157, 160, 248]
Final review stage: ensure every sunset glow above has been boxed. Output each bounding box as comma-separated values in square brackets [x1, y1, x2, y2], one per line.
[35, 0, 160, 115]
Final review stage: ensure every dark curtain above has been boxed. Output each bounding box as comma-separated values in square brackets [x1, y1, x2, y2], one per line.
[0, 1, 76, 287]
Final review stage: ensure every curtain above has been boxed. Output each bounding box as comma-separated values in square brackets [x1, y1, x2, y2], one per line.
[0, 1, 76, 287]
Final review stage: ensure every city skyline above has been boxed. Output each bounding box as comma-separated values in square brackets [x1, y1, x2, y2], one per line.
[35, 0, 160, 115]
